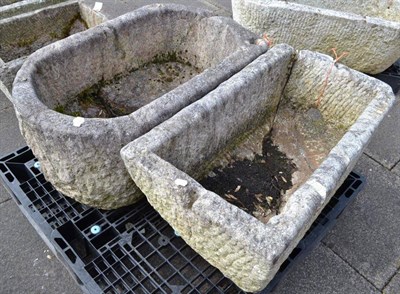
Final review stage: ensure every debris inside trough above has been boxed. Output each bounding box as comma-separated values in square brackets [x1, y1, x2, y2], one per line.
[55, 56, 201, 118]
[200, 135, 296, 223]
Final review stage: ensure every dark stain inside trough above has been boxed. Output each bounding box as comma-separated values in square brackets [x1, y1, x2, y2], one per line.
[56, 53, 202, 118]
[200, 135, 296, 223]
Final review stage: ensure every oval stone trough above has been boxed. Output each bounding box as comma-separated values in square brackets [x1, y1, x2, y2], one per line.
[11, 4, 266, 209]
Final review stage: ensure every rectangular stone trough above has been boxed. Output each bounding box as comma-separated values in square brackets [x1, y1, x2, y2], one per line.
[232, 0, 400, 74]
[0, 0, 69, 20]
[11, 4, 266, 209]
[121, 44, 396, 292]
[0, 0, 106, 92]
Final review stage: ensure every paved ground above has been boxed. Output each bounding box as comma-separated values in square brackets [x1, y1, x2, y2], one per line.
[0, 1, 399, 293]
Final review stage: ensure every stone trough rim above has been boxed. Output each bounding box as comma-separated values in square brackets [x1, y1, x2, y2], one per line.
[242, 0, 400, 29]
[11, 3, 229, 135]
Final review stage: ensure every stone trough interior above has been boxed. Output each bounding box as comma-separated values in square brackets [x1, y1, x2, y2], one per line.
[0, 0, 106, 93]
[59, 53, 203, 117]
[0, 1, 96, 63]
[121, 44, 395, 291]
[46, 10, 258, 118]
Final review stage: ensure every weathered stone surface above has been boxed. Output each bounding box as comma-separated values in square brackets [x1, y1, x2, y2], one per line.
[0, 1, 98, 62]
[121, 46, 395, 291]
[0, 0, 68, 20]
[0, 56, 25, 93]
[0, 1, 106, 100]
[12, 4, 266, 209]
[232, 0, 400, 74]
[0, 0, 20, 6]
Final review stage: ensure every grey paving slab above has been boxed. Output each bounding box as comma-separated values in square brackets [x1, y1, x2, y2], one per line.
[0, 200, 82, 294]
[384, 271, 400, 294]
[323, 154, 400, 289]
[0, 88, 13, 111]
[272, 244, 379, 294]
[82, 0, 231, 20]
[0, 107, 26, 156]
[0, 181, 10, 203]
[392, 161, 400, 177]
[365, 98, 400, 169]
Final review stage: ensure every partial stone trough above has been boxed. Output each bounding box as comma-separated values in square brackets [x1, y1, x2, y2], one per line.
[121, 44, 395, 292]
[11, 4, 266, 209]
[232, 0, 400, 74]
[0, 0, 106, 92]
[0, 0, 69, 20]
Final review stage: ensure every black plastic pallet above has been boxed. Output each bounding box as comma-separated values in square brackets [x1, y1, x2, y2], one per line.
[372, 59, 400, 94]
[0, 147, 365, 294]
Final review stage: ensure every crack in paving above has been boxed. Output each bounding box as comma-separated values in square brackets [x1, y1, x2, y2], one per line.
[322, 244, 381, 292]
[0, 197, 11, 206]
[363, 152, 396, 172]
[390, 158, 400, 172]
[382, 268, 400, 291]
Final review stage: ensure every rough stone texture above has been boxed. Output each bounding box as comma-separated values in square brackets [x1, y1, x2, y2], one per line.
[79, 1, 107, 28]
[273, 244, 380, 294]
[323, 155, 400, 289]
[12, 4, 266, 209]
[0, 1, 90, 62]
[282, 0, 400, 21]
[0, 0, 68, 20]
[365, 98, 400, 169]
[232, 0, 400, 74]
[267, 50, 395, 201]
[384, 272, 400, 294]
[121, 46, 395, 292]
[0, 1, 106, 98]
[0, 56, 25, 92]
[0, 0, 20, 6]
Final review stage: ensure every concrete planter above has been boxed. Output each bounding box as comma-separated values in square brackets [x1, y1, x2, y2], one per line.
[232, 0, 400, 74]
[121, 44, 395, 292]
[0, 0, 106, 93]
[11, 4, 266, 209]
